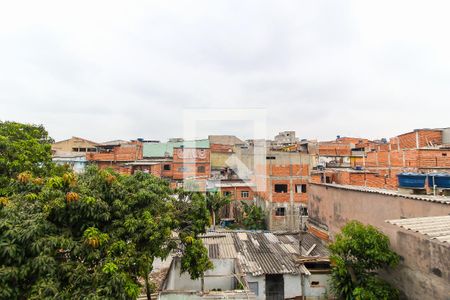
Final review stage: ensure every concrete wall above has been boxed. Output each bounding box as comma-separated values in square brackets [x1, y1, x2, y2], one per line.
[245, 274, 265, 300]
[304, 274, 330, 299]
[52, 137, 97, 154]
[308, 184, 450, 240]
[380, 226, 450, 300]
[245, 273, 329, 300]
[53, 156, 87, 173]
[308, 184, 450, 299]
[165, 258, 235, 292]
[284, 274, 301, 298]
[264, 201, 307, 232]
[160, 291, 256, 300]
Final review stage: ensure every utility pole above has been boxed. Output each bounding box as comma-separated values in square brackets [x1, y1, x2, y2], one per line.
[299, 206, 305, 300]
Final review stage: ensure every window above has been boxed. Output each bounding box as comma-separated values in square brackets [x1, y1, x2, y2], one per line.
[300, 206, 308, 216]
[241, 191, 249, 198]
[275, 207, 285, 216]
[163, 164, 171, 171]
[274, 184, 288, 193]
[178, 167, 188, 172]
[197, 166, 205, 173]
[223, 191, 232, 197]
[248, 282, 258, 296]
[266, 156, 276, 160]
[295, 184, 307, 193]
[311, 281, 320, 287]
[443, 153, 447, 157]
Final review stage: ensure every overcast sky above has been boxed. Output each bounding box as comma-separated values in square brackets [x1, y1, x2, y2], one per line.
[1, 1, 449, 142]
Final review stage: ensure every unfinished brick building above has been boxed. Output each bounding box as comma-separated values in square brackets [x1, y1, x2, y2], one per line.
[312, 128, 450, 190]
[85, 140, 143, 174]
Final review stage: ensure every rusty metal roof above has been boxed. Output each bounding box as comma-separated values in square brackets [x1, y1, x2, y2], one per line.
[200, 231, 329, 276]
[387, 216, 450, 244]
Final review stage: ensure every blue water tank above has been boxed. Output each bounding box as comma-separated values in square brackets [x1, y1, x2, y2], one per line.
[428, 173, 450, 189]
[397, 173, 427, 188]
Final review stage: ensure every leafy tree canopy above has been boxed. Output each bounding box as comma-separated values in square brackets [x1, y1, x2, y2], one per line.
[1, 167, 212, 299]
[0, 121, 212, 300]
[241, 202, 265, 230]
[205, 191, 230, 227]
[0, 121, 54, 195]
[329, 221, 400, 300]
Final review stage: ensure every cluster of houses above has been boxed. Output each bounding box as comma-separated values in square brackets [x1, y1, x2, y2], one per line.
[52, 128, 450, 299]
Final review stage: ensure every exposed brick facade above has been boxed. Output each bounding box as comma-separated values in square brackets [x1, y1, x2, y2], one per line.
[172, 147, 210, 180]
[86, 141, 143, 174]
[390, 129, 442, 149]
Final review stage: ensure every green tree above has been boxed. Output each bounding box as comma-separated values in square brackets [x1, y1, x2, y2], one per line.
[1, 167, 212, 300]
[180, 236, 213, 292]
[174, 190, 213, 292]
[0, 121, 213, 299]
[205, 192, 230, 230]
[329, 221, 400, 300]
[0, 121, 54, 196]
[241, 202, 266, 230]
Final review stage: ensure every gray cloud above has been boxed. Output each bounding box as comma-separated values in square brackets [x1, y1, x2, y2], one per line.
[0, 0, 449, 143]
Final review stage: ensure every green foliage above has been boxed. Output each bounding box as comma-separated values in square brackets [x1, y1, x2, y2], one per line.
[352, 276, 399, 300]
[1, 166, 211, 299]
[0, 121, 54, 196]
[241, 202, 266, 230]
[180, 237, 213, 280]
[329, 221, 400, 300]
[0, 121, 213, 299]
[173, 190, 210, 236]
[206, 191, 230, 225]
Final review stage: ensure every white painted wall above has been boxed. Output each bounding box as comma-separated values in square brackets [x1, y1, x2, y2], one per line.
[304, 274, 330, 298]
[284, 274, 302, 298]
[53, 156, 87, 173]
[245, 273, 330, 300]
[165, 258, 235, 292]
[245, 274, 265, 300]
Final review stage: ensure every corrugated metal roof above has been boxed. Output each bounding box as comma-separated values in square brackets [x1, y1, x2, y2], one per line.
[313, 183, 450, 205]
[387, 216, 450, 243]
[143, 139, 210, 158]
[99, 140, 128, 146]
[200, 231, 329, 276]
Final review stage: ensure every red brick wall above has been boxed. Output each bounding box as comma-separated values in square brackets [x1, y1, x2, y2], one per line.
[161, 162, 173, 178]
[310, 173, 322, 184]
[87, 141, 143, 162]
[418, 149, 450, 168]
[318, 143, 352, 156]
[95, 161, 132, 175]
[172, 148, 211, 180]
[271, 179, 291, 202]
[393, 130, 442, 149]
[172, 163, 210, 180]
[131, 164, 163, 177]
[210, 144, 233, 153]
[292, 180, 309, 203]
[219, 186, 254, 201]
